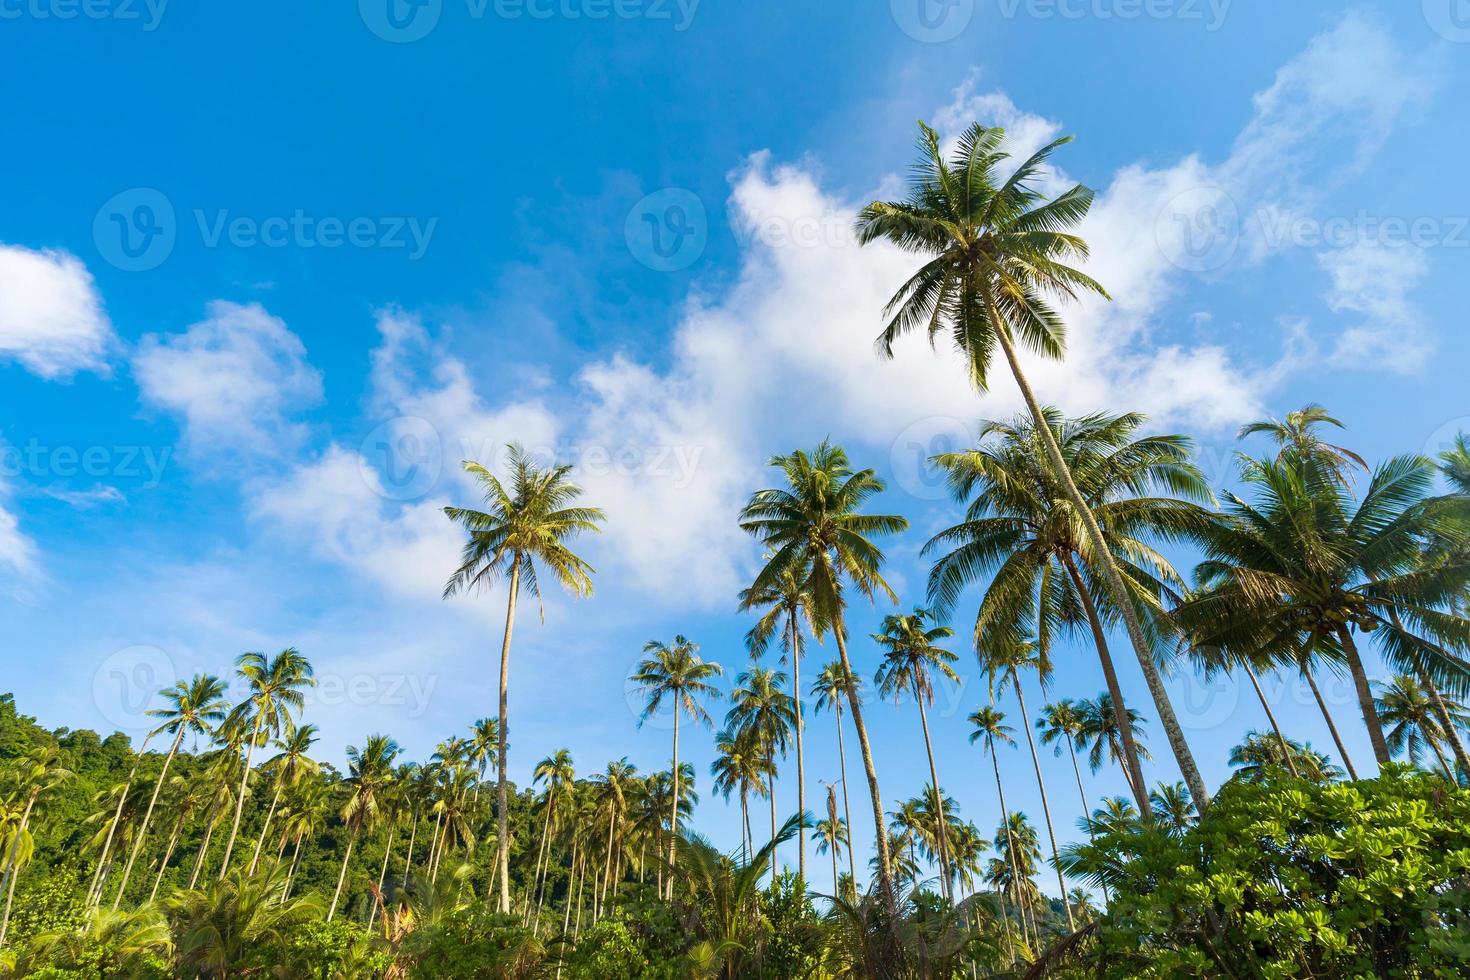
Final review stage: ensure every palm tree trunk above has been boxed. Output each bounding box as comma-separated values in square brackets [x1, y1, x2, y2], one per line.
[1303, 668, 1359, 779]
[790, 612, 807, 886]
[833, 706, 857, 889]
[1418, 666, 1470, 780]
[149, 813, 185, 902]
[912, 681, 952, 900]
[1337, 627, 1391, 766]
[188, 810, 218, 889]
[831, 840, 839, 903]
[283, 831, 304, 900]
[1010, 674, 1072, 929]
[991, 312, 1208, 808]
[90, 733, 152, 907]
[248, 778, 284, 876]
[219, 713, 264, 879]
[494, 561, 521, 914]
[1241, 663, 1301, 778]
[0, 792, 38, 945]
[739, 785, 750, 861]
[528, 791, 555, 927]
[599, 808, 615, 918]
[328, 825, 358, 921]
[113, 729, 182, 907]
[370, 822, 397, 924]
[667, 709, 680, 900]
[1061, 556, 1154, 817]
[402, 808, 419, 881]
[832, 621, 895, 909]
[1428, 735, 1455, 781]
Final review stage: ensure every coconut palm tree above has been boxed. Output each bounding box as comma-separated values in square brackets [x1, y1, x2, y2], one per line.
[872, 607, 960, 897]
[1148, 781, 1197, 837]
[814, 783, 848, 902]
[738, 564, 820, 885]
[1239, 404, 1368, 479]
[330, 734, 400, 920]
[967, 706, 1027, 944]
[1228, 732, 1338, 784]
[216, 649, 315, 879]
[740, 441, 909, 906]
[1375, 675, 1468, 777]
[1074, 694, 1152, 796]
[443, 443, 605, 911]
[528, 748, 575, 926]
[1037, 700, 1092, 821]
[151, 777, 207, 901]
[468, 716, 500, 806]
[1178, 452, 1470, 767]
[169, 866, 318, 978]
[858, 122, 1211, 810]
[726, 665, 797, 884]
[0, 746, 72, 945]
[630, 636, 722, 899]
[248, 723, 319, 876]
[709, 727, 772, 860]
[811, 661, 861, 891]
[926, 409, 1215, 814]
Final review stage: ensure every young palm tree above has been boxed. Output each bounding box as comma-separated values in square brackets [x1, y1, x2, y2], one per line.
[111, 674, 229, 908]
[217, 649, 315, 879]
[726, 665, 797, 884]
[858, 122, 1211, 809]
[630, 636, 722, 898]
[329, 734, 400, 920]
[926, 409, 1215, 814]
[738, 564, 820, 885]
[248, 723, 319, 876]
[740, 442, 909, 906]
[443, 443, 605, 912]
[872, 607, 960, 897]
[1074, 693, 1152, 796]
[811, 661, 861, 890]
[1375, 675, 1468, 777]
[1178, 453, 1470, 767]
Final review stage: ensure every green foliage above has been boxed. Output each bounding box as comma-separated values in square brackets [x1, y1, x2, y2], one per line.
[401, 909, 545, 979]
[1066, 767, 1470, 978]
[559, 920, 649, 979]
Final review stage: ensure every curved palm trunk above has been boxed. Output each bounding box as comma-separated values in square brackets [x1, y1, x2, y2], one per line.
[90, 732, 153, 907]
[990, 313, 1208, 808]
[1337, 628, 1390, 766]
[494, 561, 521, 913]
[1009, 674, 1072, 929]
[283, 831, 304, 900]
[912, 680, 952, 900]
[1241, 664, 1300, 778]
[832, 622, 895, 909]
[369, 822, 397, 925]
[1303, 668, 1359, 780]
[149, 812, 186, 902]
[833, 705, 857, 890]
[218, 713, 265, 879]
[328, 824, 358, 921]
[113, 729, 181, 907]
[789, 613, 807, 886]
[1419, 668, 1470, 780]
[187, 808, 220, 889]
[1428, 735, 1455, 780]
[527, 793, 554, 926]
[0, 791, 39, 945]
[1061, 556, 1153, 817]
[248, 778, 285, 876]
[986, 745, 1026, 956]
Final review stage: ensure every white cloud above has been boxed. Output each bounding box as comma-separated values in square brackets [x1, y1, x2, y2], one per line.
[1320, 242, 1431, 373]
[132, 301, 323, 459]
[42, 485, 127, 509]
[0, 503, 37, 578]
[0, 244, 115, 379]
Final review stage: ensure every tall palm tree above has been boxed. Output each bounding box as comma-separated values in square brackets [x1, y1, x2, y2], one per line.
[738, 564, 820, 885]
[967, 706, 1027, 945]
[1375, 675, 1468, 777]
[726, 665, 797, 884]
[443, 443, 605, 912]
[1178, 452, 1470, 767]
[740, 441, 909, 906]
[217, 649, 315, 879]
[926, 409, 1215, 814]
[111, 674, 229, 909]
[858, 122, 1210, 809]
[709, 727, 772, 861]
[979, 636, 1072, 927]
[248, 723, 319, 876]
[811, 661, 861, 891]
[330, 734, 400, 920]
[1037, 700, 1091, 821]
[630, 635, 722, 899]
[1074, 693, 1152, 796]
[872, 607, 960, 897]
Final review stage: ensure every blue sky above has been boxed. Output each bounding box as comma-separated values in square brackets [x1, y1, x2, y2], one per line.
[3, 1, 1469, 893]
